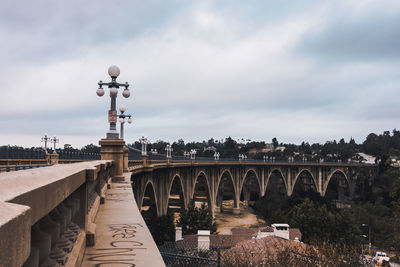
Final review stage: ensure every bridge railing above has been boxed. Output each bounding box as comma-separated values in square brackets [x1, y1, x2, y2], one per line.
[0, 160, 114, 266]
[128, 158, 377, 168]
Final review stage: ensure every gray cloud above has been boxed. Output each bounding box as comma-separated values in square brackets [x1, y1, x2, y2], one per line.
[0, 1, 399, 148]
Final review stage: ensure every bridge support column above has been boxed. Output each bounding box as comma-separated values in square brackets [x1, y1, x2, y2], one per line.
[287, 169, 292, 197]
[123, 146, 129, 172]
[99, 138, 125, 181]
[318, 168, 323, 196]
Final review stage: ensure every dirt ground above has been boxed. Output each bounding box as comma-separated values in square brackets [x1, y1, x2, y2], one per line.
[214, 201, 266, 234]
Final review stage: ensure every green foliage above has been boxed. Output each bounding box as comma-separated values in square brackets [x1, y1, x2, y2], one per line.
[178, 203, 217, 235]
[149, 213, 175, 245]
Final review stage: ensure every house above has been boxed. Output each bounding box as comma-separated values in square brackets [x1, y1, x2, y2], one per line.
[175, 224, 301, 251]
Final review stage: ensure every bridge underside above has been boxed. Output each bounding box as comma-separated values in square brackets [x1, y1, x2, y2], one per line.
[131, 162, 376, 217]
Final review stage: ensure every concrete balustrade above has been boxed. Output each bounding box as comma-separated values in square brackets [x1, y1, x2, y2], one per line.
[0, 160, 114, 267]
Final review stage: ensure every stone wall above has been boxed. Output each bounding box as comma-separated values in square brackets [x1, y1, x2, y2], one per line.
[0, 160, 114, 267]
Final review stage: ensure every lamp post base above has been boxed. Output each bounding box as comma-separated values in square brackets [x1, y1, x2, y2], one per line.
[99, 138, 125, 180]
[106, 132, 119, 139]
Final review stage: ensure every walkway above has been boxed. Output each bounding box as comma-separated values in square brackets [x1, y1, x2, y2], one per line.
[82, 172, 165, 267]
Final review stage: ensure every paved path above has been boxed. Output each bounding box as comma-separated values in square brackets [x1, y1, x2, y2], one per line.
[82, 172, 165, 267]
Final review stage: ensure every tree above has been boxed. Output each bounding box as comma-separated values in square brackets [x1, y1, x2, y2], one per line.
[178, 203, 217, 235]
[149, 213, 175, 245]
[272, 137, 279, 148]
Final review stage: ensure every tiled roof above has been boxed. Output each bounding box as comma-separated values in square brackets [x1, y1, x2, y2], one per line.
[289, 228, 302, 241]
[221, 236, 307, 265]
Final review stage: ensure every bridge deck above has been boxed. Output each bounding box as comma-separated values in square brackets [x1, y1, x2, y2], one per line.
[82, 172, 165, 267]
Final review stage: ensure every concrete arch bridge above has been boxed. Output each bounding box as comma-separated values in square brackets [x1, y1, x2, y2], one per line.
[129, 160, 377, 218]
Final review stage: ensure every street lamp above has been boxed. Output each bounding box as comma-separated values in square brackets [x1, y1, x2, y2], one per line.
[96, 65, 131, 139]
[184, 151, 190, 158]
[118, 105, 132, 140]
[190, 149, 197, 160]
[165, 144, 173, 158]
[50, 135, 59, 154]
[139, 136, 149, 156]
[214, 152, 220, 161]
[361, 224, 372, 255]
[41, 133, 51, 153]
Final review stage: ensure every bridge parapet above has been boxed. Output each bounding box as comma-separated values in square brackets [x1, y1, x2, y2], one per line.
[0, 160, 114, 266]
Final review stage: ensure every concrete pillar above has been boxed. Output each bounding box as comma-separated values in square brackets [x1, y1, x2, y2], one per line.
[45, 153, 59, 165]
[123, 146, 129, 172]
[287, 168, 292, 196]
[261, 168, 266, 197]
[197, 230, 210, 251]
[142, 154, 149, 166]
[175, 227, 183, 241]
[318, 167, 323, 196]
[99, 138, 125, 181]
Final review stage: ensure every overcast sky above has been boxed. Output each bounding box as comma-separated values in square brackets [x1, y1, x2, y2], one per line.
[1, 0, 399, 148]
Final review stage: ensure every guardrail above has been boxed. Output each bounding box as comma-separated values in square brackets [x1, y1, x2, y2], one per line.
[128, 158, 377, 168]
[0, 160, 114, 266]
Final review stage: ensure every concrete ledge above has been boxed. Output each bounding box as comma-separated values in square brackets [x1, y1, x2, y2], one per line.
[0, 202, 31, 267]
[0, 160, 112, 225]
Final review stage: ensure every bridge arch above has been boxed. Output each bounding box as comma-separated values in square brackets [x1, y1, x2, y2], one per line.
[291, 168, 318, 196]
[216, 169, 238, 213]
[191, 170, 212, 210]
[140, 180, 159, 222]
[265, 168, 288, 196]
[166, 174, 186, 214]
[323, 169, 350, 197]
[239, 169, 262, 204]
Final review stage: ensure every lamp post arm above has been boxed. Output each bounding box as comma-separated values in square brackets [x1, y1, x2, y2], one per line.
[98, 80, 130, 89]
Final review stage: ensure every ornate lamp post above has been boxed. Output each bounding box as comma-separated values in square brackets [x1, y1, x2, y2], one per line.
[139, 136, 149, 156]
[184, 151, 190, 158]
[41, 133, 51, 153]
[239, 154, 247, 161]
[50, 135, 59, 154]
[214, 152, 220, 161]
[118, 105, 132, 140]
[165, 144, 173, 158]
[96, 65, 131, 139]
[190, 149, 197, 160]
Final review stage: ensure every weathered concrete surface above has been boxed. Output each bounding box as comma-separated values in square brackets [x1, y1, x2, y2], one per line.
[82, 172, 165, 267]
[0, 202, 31, 267]
[0, 160, 112, 225]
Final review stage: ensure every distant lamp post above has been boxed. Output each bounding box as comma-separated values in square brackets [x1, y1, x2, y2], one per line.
[361, 224, 372, 255]
[214, 152, 220, 161]
[139, 136, 149, 156]
[190, 149, 197, 160]
[41, 133, 51, 153]
[96, 65, 131, 139]
[50, 135, 59, 154]
[184, 151, 190, 158]
[165, 144, 173, 158]
[118, 105, 132, 140]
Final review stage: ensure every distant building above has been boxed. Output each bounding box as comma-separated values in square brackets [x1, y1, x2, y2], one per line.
[357, 153, 376, 164]
[262, 144, 275, 153]
[275, 146, 286, 152]
[175, 224, 301, 251]
[203, 146, 217, 152]
[390, 156, 400, 167]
